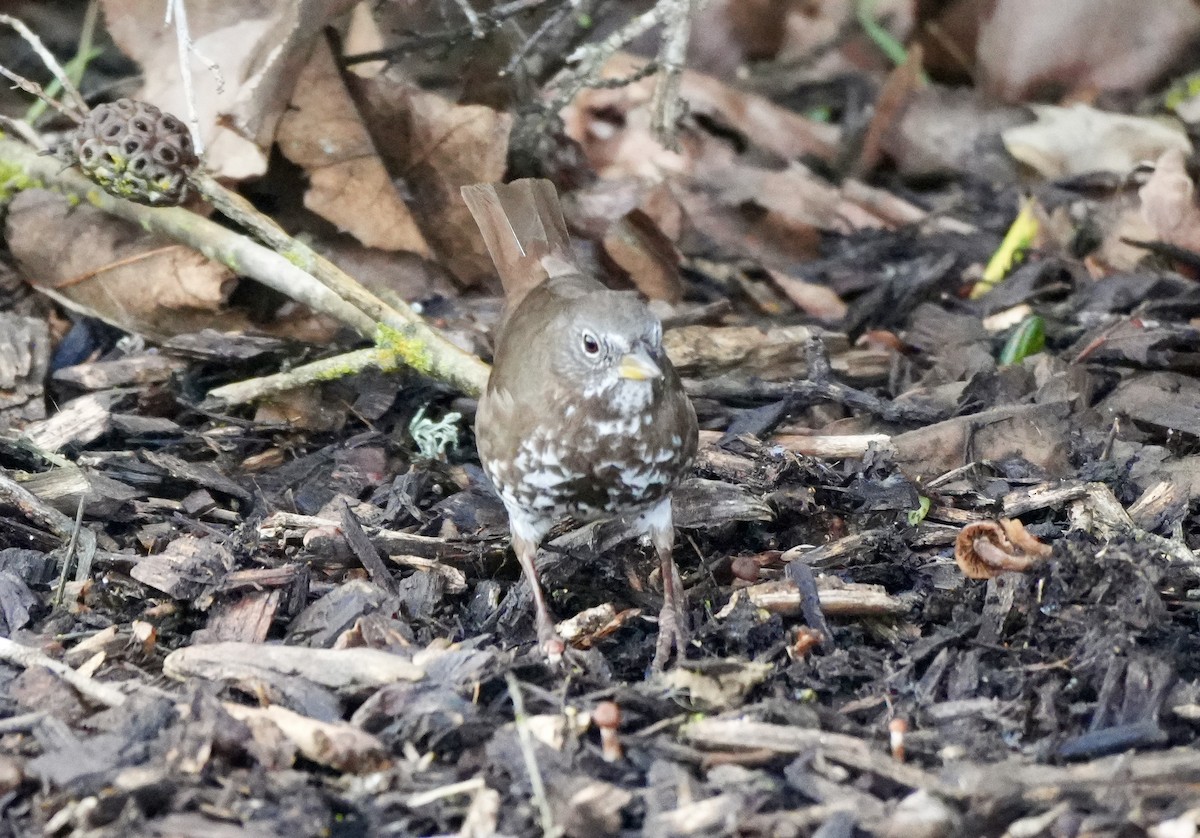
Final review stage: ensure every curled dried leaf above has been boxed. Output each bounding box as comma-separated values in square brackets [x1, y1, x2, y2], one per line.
[955, 519, 1052, 579]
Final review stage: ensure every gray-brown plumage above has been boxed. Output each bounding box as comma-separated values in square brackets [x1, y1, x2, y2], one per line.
[463, 178, 698, 667]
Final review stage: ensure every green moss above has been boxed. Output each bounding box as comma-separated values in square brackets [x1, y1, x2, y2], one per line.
[281, 248, 315, 271]
[310, 362, 359, 381]
[0, 161, 39, 202]
[375, 323, 432, 375]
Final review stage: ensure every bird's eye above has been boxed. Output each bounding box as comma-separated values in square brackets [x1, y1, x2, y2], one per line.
[582, 332, 601, 355]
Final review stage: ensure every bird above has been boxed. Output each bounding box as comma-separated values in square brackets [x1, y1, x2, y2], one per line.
[462, 178, 698, 668]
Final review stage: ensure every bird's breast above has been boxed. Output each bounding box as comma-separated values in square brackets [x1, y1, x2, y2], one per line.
[478, 377, 693, 524]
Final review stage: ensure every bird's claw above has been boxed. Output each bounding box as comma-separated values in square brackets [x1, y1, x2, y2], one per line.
[651, 598, 689, 670]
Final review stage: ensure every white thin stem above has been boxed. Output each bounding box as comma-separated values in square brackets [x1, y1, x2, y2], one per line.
[0, 14, 87, 114]
[505, 673, 559, 838]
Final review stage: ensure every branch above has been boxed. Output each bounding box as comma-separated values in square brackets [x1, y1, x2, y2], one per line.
[0, 14, 87, 116]
[545, 0, 706, 146]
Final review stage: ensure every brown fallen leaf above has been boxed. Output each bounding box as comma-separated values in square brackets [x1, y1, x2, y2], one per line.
[357, 80, 512, 287]
[277, 39, 431, 255]
[1138, 148, 1200, 253]
[856, 44, 927, 175]
[254, 387, 349, 433]
[5, 191, 245, 341]
[100, 0, 358, 179]
[602, 210, 683, 303]
[1087, 150, 1200, 275]
[765, 268, 848, 320]
[954, 519, 1052, 580]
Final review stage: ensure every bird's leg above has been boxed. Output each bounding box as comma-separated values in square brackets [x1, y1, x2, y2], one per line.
[512, 531, 565, 660]
[640, 499, 689, 670]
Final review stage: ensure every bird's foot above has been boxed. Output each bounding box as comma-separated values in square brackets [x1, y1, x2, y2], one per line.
[536, 616, 566, 663]
[651, 597, 690, 671]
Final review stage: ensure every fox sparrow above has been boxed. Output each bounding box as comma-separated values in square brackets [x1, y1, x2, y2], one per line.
[462, 179, 698, 668]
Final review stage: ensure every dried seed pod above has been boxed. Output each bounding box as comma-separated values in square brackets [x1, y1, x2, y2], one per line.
[65, 98, 198, 205]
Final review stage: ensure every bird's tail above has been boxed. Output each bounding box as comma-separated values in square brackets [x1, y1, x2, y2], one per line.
[461, 178, 578, 308]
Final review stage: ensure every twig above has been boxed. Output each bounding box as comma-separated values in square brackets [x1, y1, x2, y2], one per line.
[684, 340, 946, 425]
[203, 346, 398, 407]
[53, 491, 88, 606]
[451, 0, 486, 38]
[547, 2, 670, 107]
[648, 0, 694, 148]
[0, 636, 126, 708]
[545, 0, 705, 146]
[0, 14, 87, 114]
[501, 0, 574, 77]
[0, 63, 81, 124]
[164, 0, 224, 156]
[505, 672, 559, 838]
[342, 0, 557, 64]
[23, 0, 98, 125]
[0, 711, 48, 734]
[0, 114, 46, 148]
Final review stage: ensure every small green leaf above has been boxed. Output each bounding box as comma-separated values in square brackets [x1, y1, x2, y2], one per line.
[907, 495, 931, 526]
[999, 315, 1046, 365]
[974, 197, 1039, 299]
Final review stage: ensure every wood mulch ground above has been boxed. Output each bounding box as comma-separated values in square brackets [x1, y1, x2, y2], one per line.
[3, 185, 1200, 837]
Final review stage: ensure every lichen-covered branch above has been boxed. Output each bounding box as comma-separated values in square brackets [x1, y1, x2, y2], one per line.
[202, 346, 397, 407]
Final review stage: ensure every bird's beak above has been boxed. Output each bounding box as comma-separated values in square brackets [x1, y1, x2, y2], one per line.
[617, 347, 663, 381]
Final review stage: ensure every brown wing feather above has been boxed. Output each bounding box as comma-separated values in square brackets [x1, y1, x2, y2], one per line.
[461, 179, 578, 309]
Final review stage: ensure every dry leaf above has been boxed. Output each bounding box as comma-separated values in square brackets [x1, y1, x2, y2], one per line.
[954, 519, 1052, 579]
[661, 661, 772, 710]
[358, 81, 512, 286]
[101, 0, 358, 179]
[1138, 148, 1200, 252]
[856, 44, 926, 175]
[765, 269, 847, 320]
[603, 210, 683, 303]
[344, 1, 386, 78]
[277, 39, 431, 255]
[1001, 104, 1192, 179]
[255, 387, 349, 433]
[1085, 149, 1200, 275]
[977, 0, 1200, 102]
[6, 191, 244, 341]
